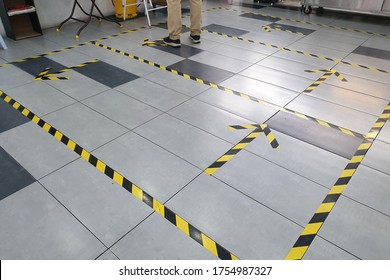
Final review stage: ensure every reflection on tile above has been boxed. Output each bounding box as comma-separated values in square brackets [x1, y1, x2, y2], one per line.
[353, 46, 390, 61]
[0, 182, 106, 259]
[0, 147, 36, 200]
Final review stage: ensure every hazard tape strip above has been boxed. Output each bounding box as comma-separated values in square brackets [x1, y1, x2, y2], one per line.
[303, 69, 347, 94]
[217, 7, 390, 38]
[34, 59, 100, 81]
[205, 124, 279, 175]
[285, 102, 390, 260]
[262, 25, 304, 36]
[0, 89, 239, 260]
[93, 42, 365, 139]
[197, 27, 390, 75]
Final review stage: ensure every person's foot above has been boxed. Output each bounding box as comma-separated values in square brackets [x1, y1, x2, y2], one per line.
[190, 34, 201, 44]
[163, 36, 181, 47]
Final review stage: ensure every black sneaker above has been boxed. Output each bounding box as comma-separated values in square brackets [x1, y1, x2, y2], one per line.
[190, 34, 201, 44]
[163, 36, 181, 47]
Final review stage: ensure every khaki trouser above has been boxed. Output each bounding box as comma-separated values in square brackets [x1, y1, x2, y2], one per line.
[167, 0, 202, 40]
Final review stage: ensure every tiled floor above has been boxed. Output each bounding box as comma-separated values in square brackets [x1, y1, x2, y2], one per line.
[0, 0, 390, 260]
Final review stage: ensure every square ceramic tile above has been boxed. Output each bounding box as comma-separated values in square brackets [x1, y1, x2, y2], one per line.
[0, 147, 36, 200]
[378, 121, 390, 144]
[318, 196, 390, 259]
[39, 159, 153, 247]
[134, 114, 233, 170]
[146, 43, 204, 59]
[0, 97, 30, 133]
[166, 173, 303, 259]
[202, 24, 249, 36]
[352, 46, 390, 61]
[96, 250, 119, 260]
[0, 65, 34, 90]
[0, 182, 106, 259]
[0, 122, 79, 179]
[93, 132, 201, 202]
[44, 102, 128, 151]
[116, 78, 190, 111]
[82, 89, 162, 130]
[303, 236, 358, 260]
[111, 213, 218, 260]
[362, 140, 390, 175]
[268, 23, 315, 36]
[208, 44, 267, 63]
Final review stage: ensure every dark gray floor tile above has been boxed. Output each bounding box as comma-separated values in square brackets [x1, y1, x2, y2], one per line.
[0, 147, 36, 200]
[239, 13, 280, 23]
[154, 22, 190, 33]
[202, 24, 249, 36]
[14, 57, 67, 78]
[235, 3, 268, 10]
[0, 98, 30, 133]
[74, 61, 139, 88]
[352, 46, 390, 61]
[267, 111, 362, 159]
[147, 43, 204, 58]
[268, 23, 315, 35]
[168, 59, 234, 84]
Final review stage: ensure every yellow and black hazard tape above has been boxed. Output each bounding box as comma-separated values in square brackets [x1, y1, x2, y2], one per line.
[143, 38, 168, 47]
[286, 102, 390, 260]
[217, 7, 390, 38]
[205, 124, 279, 175]
[303, 69, 347, 94]
[262, 25, 304, 36]
[197, 27, 390, 75]
[0, 88, 239, 260]
[34, 59, 100, 81]
[94, 42, 365, 139]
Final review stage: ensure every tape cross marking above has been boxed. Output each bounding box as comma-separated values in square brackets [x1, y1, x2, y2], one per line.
[285, 102, 390, 260]
[303, 69, 347, 94]
[0, 89, 239, 260]
[262, 25, 304, 36]
[93, 42, 365, 140]
[196, 27, 390, 75]
[34, 59, 100, 81]
[205, 124, 279, 175]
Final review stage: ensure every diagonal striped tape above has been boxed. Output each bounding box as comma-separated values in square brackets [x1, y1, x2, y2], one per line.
[205, 124, 279, 175]
[303, 69, 347, 94]
[93, 42, 365, 140]
[0, 89, 240, 260]
[286, 102, 390, 260]
[262, 25, 304, 36]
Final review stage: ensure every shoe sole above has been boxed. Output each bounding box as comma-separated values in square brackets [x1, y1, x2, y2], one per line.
[190, 37, 201, 44]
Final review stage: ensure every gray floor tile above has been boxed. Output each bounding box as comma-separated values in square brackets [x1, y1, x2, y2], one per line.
[303, 237, 358, 260]
[362, 140, 390, 175]
[168, 59, 234, 84]
[0, 65, 34, 90]
[0, 182, 106, 259]
[111, 213, 218, 260]
[257, 56, 325, 78]
[0, 97, 30, 133]
[0, 122, 78, 179]
[246, 129, 349, 187]
[82, 89, 162, 130]
[97, 250, 119, 260]
[286, 94, 378, 135]
[43, 71, 110, 101]
[343, 53, 390, 72]
[0, 147, 36, 200]
[362, 36, 390, 52]
[6, 82, 76, 117]
[239, 13, 280, 23]
[333, 62, 390, 85]
[196, 88, 279, 124]
[116, 78, 190, 111]
[267, 23, 315, 36]
[378, 121, 390, 144]
[226, 37, 280, 56]
[202, 23, 249, 36]
[240, 64, 315, 93]
[220, 74, 299, 106]
[208, 44, 267, 63]
[144, 69, 210, 97]
[214, 150, 328, 226]
[168, 99, 253, 143]
[14, 56, 67, 78]
[93, 132, 201, 202]
[46, 49, 96, 68]
[134, 114, 232, 170]
[75, 44, 118, 61]
[166, 173, 303, 259]
[319, 196, 390, 259]
[324, 73, 390, 101]
[353, 46, 390, 61]
[131, 45, 185, 66]
[75, 60, 139, 88]
[188, 51, 252, 73]
[344, 165, 390, 216]
[0, 43, 38, 62]
[147, 43, 204, 59]
[308, 84, 390, 116]
[40, 159, 153, 247]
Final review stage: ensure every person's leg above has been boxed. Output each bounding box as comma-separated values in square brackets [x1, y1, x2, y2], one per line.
[189, 0, 202, 36]
[167, 0, 182, 40]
